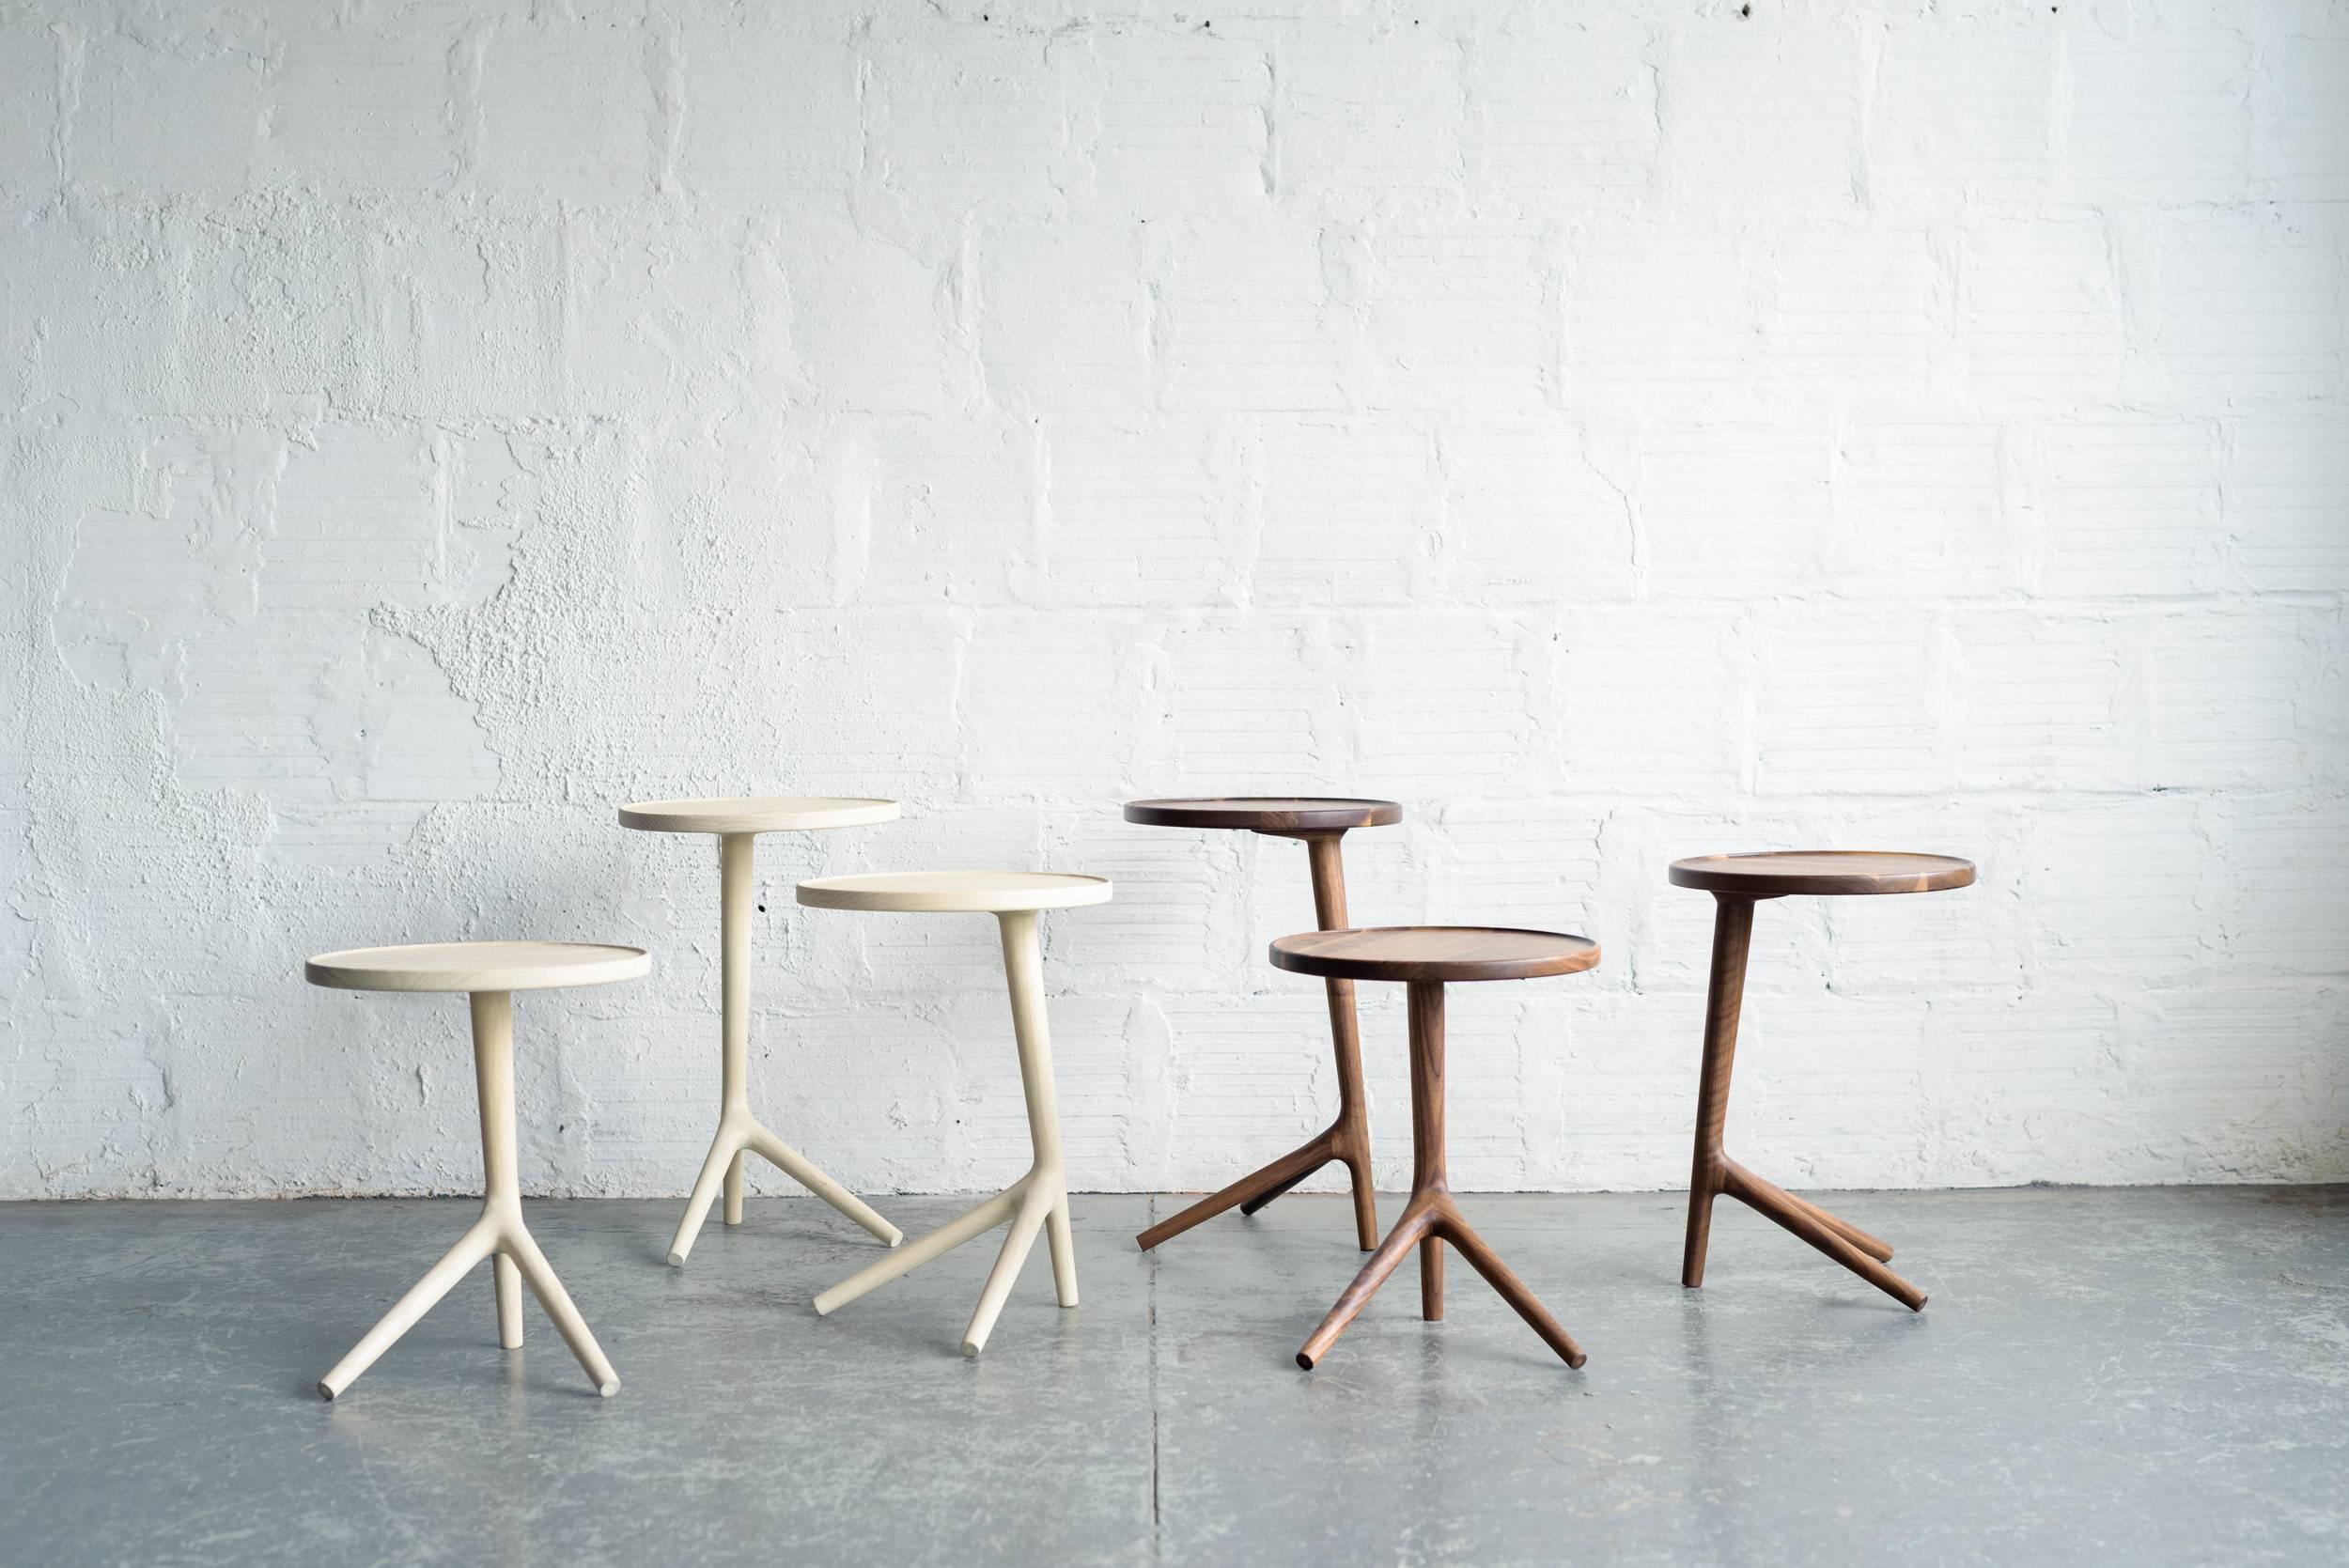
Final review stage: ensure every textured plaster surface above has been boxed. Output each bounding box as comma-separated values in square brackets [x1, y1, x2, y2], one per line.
[0, 1188, 2343, 1565]
[1, 1, 2345, 1200]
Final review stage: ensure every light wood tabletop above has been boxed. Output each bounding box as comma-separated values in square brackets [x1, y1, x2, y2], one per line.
[618, 796, 900, 835]
[305, 941, 650, 994]
[797, 870, 1113, 914]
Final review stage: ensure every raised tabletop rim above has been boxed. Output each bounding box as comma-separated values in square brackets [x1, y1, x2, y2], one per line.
[797, 869, 1114, 914]
[1123, 796, 1404, 832]
[1269, 924, 1601, 983]
[1668, 850, 1977, 897]
[617, 795, 901, 835]
[304, 939, 652, 994]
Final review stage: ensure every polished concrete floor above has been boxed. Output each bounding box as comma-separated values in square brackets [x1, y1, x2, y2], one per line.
[0, 1186, 2342, 1565]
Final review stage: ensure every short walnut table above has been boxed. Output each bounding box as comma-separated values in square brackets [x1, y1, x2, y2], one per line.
[1271, 927, 1598, 1371]
[618, 796, 906, 1267]
[306, 940, 648, 1400]
[1671, 851, 1977, 1312]
[1125, 797, 1401, 1254]
[799, 870, 1112, 1357]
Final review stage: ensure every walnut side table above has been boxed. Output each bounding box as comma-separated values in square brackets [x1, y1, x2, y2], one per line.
[1672, 850, 1977, 1311]
[1270, 925, 1599, 1372]
[1125, 797, 1402, 1254]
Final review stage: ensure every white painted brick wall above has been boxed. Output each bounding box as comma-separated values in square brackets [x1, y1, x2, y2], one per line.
[3, 0, 2343, 1201]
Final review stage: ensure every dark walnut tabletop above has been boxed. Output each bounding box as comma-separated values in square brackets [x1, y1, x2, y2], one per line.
[1668, 851, 1976, 898]
[1123, 797, 1402, 833]
[1270, 926, 1599, 984]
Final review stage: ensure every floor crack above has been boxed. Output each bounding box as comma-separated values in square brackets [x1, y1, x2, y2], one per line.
[1147, 1195, 1162, 1563]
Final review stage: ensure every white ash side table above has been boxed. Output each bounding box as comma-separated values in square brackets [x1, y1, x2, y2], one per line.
[617, 796, 908, 1266]
[797, 870, 1112, 1357]
[306, 940, 647, 1400]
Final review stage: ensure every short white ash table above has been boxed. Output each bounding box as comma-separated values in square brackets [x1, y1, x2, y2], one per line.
[305, 939, 647, 1400]
[796, 870, 1112, 1357]
[617, 795, 909, 1266]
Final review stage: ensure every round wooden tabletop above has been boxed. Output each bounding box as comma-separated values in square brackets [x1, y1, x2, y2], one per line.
[797, 870, 1113, 915]
[617, 796, 900, 835]
[1269, 926, 1599, 984]
[305, 940, 651, 994]
[1123, 797, 1402, 832]
[1668, 851, 1976, 897]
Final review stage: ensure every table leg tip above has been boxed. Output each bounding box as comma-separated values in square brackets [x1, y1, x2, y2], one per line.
[598, 1379, 619, 1398]
[316, 1380, 337, 1402]
[959, 1340, 983, 1358]
[1295, 1351, 1316, 1371]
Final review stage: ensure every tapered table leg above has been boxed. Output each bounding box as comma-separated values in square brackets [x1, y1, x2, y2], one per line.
[1720, 1163, 1924, 1310]
[320, 1220, 497, 1399]
[493, 1252, 523, 1350]
[667, 1126, 744, 1266]
[670, 832, 901, 1265]
[812, 910, 1077, 1356]
[816, 1186, 1025, 1316]
[718, 833, 753, 1234]
[1136, 1129, 1342, 1253]
[1682, 894, 1752, 1289]
[1725, 1158, 1894, 1262]
[1681, 892, 1924, 1311]
[1297, 981, 1584, 1370]
[320, 991, 618, 1400]
[1296, 1199, 1432, 1367]
[1139, 830, 1378, 1252]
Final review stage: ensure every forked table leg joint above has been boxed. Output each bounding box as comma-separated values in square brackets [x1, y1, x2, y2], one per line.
[1679, 891, 1927, 1312]
[1135, 825, 1380, 1254]
[1696, 1160, 1925, 1312]
[670, 830, 906, 1267]
[813, 1167, 1077, 1358]
[1295, 981, 1585, 1373]
[316, 990, 622, 1402]
[794, 895, 1090, 1358]
[1295, 1190, 1589, 1372]
[1136, 1118, 1376, 1253]
[668, 1108, 904, 1267]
